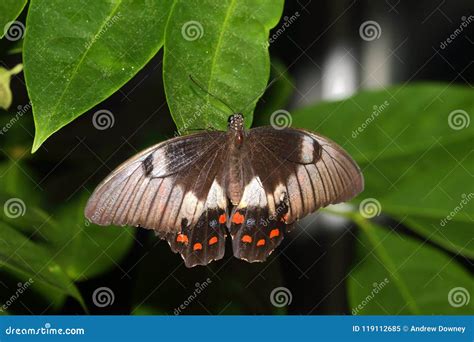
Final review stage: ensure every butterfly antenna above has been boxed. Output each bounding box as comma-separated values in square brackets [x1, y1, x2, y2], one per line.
[240, 76, 280, 114]
[189, 75, 236, 114]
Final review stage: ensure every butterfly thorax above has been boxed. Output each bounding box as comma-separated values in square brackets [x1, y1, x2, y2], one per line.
[226, 113, 245, 204]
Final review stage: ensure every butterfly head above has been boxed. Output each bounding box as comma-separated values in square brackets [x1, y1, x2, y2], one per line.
[228, 113, 244, 146]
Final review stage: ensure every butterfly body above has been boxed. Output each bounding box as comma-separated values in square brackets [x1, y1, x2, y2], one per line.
[85, 113, 363, 267]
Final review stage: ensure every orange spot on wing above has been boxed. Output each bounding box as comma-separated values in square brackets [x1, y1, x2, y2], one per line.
[257, 239, 265, 247]
[232, 212, 245, 224]
[208, 236, 218, 245]
[193, 243, 203, 251]
[218, 214, 226, 224]
[269, 229, 280, 239]
[176, 234, 188, 244]
[241, 235, 252, 243]
[282, 213, 289, 222]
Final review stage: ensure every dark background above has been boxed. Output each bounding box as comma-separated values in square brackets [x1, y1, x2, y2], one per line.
[1, 0, 473, 314]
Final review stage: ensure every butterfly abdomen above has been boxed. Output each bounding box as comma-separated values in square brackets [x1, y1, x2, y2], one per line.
[226, 142, 244, 205]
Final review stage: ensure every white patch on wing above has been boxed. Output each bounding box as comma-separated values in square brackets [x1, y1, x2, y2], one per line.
[206, 179, 226, 209]
[300, 135, 314, 163]
[273, 183, 287, 204]
[149, 148, 168, 177]
[238, 177, 267, 208]
[177, 190, 200, 226]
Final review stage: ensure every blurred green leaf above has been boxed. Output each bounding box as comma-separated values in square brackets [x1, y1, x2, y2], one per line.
[349, 218, 472, 314]
[0, 221, 85, 309]
[291, 83, 474, 257]
[0, 160, 40, 206]
[163, 0, 283, 132]
[0, 64, 23, 110]
[401, 216, 474, 259]
[0, 0, 27, 39]
[254, 58, 294, 126]
[45, 195, 135, 281]
[24, 0, 173, 152]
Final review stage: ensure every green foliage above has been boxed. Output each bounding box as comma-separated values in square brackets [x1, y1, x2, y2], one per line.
[0, 221, 84, 308]
[24, 0, 173, 152]
[163, 0, 283, 132]
[348, 218, 472, 315]
[292, 84, 474, 313]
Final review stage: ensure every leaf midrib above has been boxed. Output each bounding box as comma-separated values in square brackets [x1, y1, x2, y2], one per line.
[354, 216, 421, 314]
[205, 0, 237, 121]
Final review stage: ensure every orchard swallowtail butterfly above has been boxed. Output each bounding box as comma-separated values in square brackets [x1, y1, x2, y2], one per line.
[85, 113, 363, 267]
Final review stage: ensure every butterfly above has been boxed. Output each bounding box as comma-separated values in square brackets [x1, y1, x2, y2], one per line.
[85, 113, 364, 267]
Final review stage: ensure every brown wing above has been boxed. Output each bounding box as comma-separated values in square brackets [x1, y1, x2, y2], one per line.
[85, 131, 229, 267]
[230, 126, 364, 262]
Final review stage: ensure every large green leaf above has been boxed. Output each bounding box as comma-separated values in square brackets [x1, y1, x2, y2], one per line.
[291, 84, 474, 257]
[0, 221, 84, 308]
[24, 0, 173, 152]
[0, 0, 27, 39]
[349, 218, 472, 314]
[163, 0, 284, 132]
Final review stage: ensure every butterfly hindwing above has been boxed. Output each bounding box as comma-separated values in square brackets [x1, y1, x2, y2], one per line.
[230, 189, 290, 263]
[165, 206, 227, 267]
